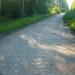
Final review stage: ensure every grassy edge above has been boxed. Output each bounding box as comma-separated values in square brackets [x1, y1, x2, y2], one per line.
[0, 15, 51, 33]
[63, 10, 75, 30]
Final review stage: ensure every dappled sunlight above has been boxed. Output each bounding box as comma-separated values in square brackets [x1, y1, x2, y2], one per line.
[59, 25, 69, 29]
[31, 57, 75, 75]
[52, 55, 66, 63]
[66, 0, 73, 9]
[20, 34, 75, 57]
[20, 34, 53, 50]
[32, 58, 48, 68]
[55, 64, 75, 75]
[49, 29, 75, 39]
[31, 58, 49, 75]
[20, 34, 43, 48]
[54, 45, 75, 56]
[33, 58, 43, 65]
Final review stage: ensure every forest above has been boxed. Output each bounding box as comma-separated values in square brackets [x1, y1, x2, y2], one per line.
[0, 1, 75, 75]
[64, 0, 75, 30]
[0, 0, 69, 32]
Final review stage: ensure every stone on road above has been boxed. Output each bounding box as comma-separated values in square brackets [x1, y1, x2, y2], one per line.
[0, 14, 75, 75]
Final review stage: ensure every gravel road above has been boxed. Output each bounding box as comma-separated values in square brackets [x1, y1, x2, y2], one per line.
[0, 14, 75, 75]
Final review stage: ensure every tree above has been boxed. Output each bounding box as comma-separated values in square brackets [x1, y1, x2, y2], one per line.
[71, 0, 75, 9]
[48, 0, 69, 14]
[0, 0, 1, 16]
[1, 0, 21, 19]
[0, 0, 69, 19]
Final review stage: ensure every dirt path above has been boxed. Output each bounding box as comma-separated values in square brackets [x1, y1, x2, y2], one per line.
[0, 14, 75, 75]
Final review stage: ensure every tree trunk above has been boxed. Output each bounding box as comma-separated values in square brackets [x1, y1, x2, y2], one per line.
[0, 0, 1, 15]
[21, 0, 24, 17]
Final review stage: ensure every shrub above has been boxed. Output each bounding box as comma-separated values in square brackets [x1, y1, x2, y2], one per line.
[63, 9, 75, 30]
[0, 15, 49, 33]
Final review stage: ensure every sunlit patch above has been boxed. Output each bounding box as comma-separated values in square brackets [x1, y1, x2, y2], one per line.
[32, 58, 48, 69]
[20, 34, 26, 39]
[55, 45, 75, 56]
[20, 34, 54, 49]
[34, 58, 43, 65]
[0, 56, 5, 61]
[49, 29, 75, 39]
[56, 64, 75, 75]
[20, 34, 75, 57]
[53, 55, 66, 63]
[59, 25, 69, 29]
[66, 0, 73, 9]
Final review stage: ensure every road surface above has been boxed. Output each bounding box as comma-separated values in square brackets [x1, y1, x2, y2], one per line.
[0, 14, 75, 75]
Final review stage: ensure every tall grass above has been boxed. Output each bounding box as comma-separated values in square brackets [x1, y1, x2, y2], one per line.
[0, 15, 50, 33]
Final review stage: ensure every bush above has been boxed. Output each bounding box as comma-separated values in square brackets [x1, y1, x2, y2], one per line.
[0, 15, 50, 33]
[48, 6, 61, 15]
[63, 9, 75, 30]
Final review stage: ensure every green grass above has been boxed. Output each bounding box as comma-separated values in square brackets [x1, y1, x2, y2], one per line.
[0, 16, 10, 23]
[0, 15, 50, 33]
[63, 9, 75, 30]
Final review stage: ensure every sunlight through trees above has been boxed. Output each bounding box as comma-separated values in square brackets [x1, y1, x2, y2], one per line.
[0, 0, 69, 19]
[66, 0, 73, 9]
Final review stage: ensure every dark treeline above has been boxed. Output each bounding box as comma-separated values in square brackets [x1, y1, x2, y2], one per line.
[0, 0, 69, 19]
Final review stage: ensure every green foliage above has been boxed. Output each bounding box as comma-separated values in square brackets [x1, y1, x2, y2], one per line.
[71, 0, 75, 9]
[0, 0, 69, 32]
[0, 15, 49, 33]
[49, 6, 60, 14]
[0, 16, 9, 23]
[63, 9, 75, 30]
[1, 0, 69, 19]
[1, 0, 21, 19]
[58, 0, 69, 12]
[49, 0, 69, 13]
[48, 0, 69, 14]
[1, 0, 49, 19]
[31, 0, 48, 15]
[63, 0, 75, 30]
